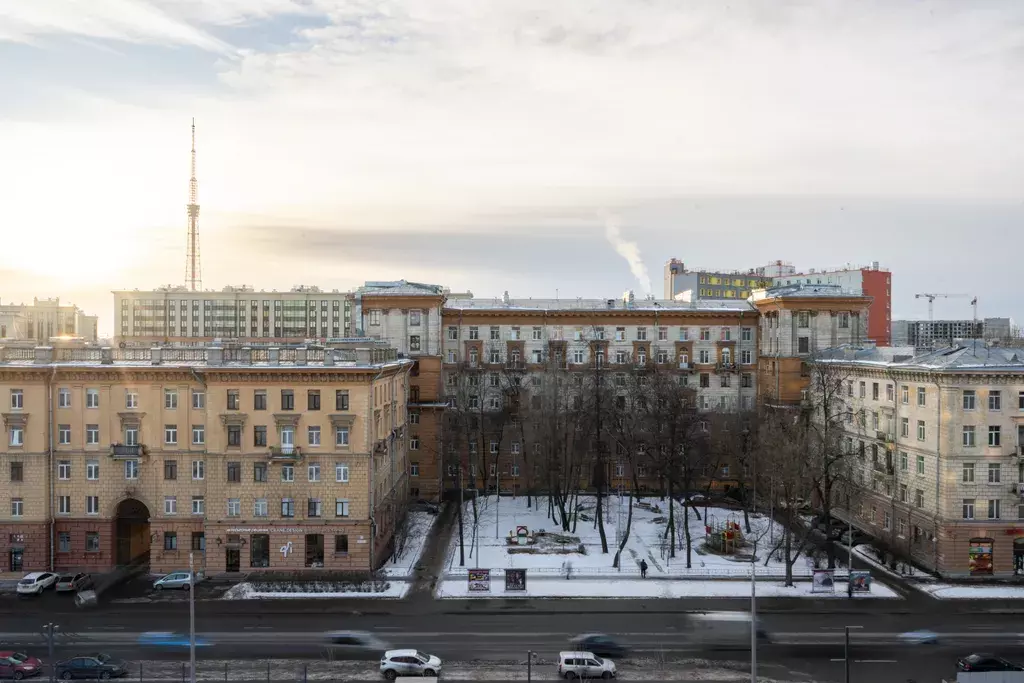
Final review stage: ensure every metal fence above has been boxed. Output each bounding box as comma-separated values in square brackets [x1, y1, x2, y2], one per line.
[444, 564, 817, 579]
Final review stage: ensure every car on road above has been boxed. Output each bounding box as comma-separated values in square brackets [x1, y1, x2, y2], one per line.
[558, 651, 616, 679]
[152, 571, 201, 590]
[957, 654, 1024, 672]
[0, 651, 43, 680]
[55, 574, 92, 593]
[16, 572, 58, 596]
[900, 630, 939, 645]
[54, 653, 128, 680]
[379, 649, 441, 680]
[569, 635, 628, 658]
[137, 632, 213, 648]
[839, 529, 870, 546]
[324, 631, 390, 658]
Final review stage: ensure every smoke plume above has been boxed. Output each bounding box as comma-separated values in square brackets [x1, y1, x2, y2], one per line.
[603, 213, 652, 295]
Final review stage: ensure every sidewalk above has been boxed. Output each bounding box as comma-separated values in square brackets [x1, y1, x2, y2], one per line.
[405, 501, 458, 605]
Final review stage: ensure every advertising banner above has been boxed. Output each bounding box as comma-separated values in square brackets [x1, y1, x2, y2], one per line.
[969, 537, 994, 576]
[504, 568, 527, 592]
[468, 569, 491, 592]
[849, 570, 872, 593]
[811, 569, 835, 593]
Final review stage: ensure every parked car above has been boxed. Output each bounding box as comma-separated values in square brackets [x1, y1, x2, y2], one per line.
[16, 572, 58, 596]
[152, 571, 201, 591]
[409, 500, 440, 515]
[379, 649, 441, 680]
[137, 632, 212, 648]
[54, 654, 128, 680]
[957, 654, 1024, 672]
[839, 529, 870, 546]
[0, 651, 43, 680]
[56, 574, 92, 593]
[557, 651, 616, 679]
[324, 631, 390, 659]
[569, 635, 628, 658]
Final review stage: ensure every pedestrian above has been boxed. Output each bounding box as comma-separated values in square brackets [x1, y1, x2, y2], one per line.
[640, 559, 648, 579]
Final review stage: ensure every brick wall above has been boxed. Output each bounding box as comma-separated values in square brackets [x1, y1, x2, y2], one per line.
[54, 518, 116, 572]
[0, 521, 50, 572]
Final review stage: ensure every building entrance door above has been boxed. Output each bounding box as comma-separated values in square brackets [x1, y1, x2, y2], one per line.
[225, 547, 240, 573]
[9, 549, 23, 572]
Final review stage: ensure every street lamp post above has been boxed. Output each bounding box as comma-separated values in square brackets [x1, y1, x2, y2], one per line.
[44, 623, 58, 683]
[188, 552, 197, 683]
[743, 427, 756, 683]
[844, 625, 863, 683]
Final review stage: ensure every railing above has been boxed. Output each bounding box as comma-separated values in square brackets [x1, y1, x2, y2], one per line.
[109, 444, 146, 458]
[268, 446, 302, 461]
[2, 348, 36, 361]
[444, 565, 816, 579]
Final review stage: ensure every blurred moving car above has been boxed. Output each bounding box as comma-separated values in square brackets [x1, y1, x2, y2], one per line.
[16, 573, 58, 596]
[324, 631, 390, 658]
[54, 653, 128, 680]
[152, 571, 201, 591]
[557, 651, 616, 679]
[684, 612, 769, 648]
[137, 632, 212, 648]
[569, 635, 628, 658]
[55, 574, 92, 593]
[379, 650, 441, 680]
[0, 652, 43, 680]
[900, 630, 939, 645]
[957, 654, 1024, 672]
[409, 500, 440, 515]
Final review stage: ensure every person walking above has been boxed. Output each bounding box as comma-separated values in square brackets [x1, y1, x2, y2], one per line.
[640, 559, 648, 579]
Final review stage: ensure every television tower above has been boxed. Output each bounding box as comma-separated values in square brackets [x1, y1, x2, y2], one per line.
[185, 118, 202, 291]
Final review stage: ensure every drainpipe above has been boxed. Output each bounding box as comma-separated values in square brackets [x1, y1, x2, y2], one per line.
[933, 377, 943, 575]
[48, 365, 57, 571]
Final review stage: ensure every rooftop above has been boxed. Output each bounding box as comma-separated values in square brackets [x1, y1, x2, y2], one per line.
[750, 283, 867, 300]
[444, 294, 755, 313]
[816, 341, 1024, 373]
[355, 280, 448, 297]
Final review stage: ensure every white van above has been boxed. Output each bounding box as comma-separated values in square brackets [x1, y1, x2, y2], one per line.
[557, 651, 616, 679]
[684, 612, 769, 648]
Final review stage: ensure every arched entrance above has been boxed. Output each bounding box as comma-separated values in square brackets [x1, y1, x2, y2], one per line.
[115, 498, 151, 566]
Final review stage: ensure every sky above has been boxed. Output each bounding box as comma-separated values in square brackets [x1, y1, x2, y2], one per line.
[1, 0, 1022, 336]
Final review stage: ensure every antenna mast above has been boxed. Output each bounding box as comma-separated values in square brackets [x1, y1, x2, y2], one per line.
[185, 118, 202, 291]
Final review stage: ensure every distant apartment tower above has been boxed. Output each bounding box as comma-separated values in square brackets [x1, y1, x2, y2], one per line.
[113, 285, 354, 345]
[772, 262, 891, 345]
[663, 259, 774, 302]
[892, 318, 1016, 348]
[0, 297, 98, 342]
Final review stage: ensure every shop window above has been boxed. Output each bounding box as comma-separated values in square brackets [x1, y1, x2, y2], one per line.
[250, 534, 270, 568]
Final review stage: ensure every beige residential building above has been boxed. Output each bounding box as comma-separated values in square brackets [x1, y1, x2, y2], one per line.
[0, 298, 99, 342]
[0, 342, 411, 574]
[815, 342, 1024, 577]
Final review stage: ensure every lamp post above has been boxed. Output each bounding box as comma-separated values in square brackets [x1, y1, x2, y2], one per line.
[44, 623, 57, 683]
[742, 426, 756, 683]
[188, 552, 196, 683]
[844, 625, 863, 683]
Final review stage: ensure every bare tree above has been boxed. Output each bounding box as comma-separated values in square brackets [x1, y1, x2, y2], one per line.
[707, 409, 759, 533]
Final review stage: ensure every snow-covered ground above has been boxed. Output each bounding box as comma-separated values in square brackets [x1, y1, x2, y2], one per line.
[383, 511, 439, 578]
[223, 580, 408, 600]
[912, 583, 1024, 599]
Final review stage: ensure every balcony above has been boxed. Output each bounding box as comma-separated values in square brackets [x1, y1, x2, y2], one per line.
[268, 445, 302, 462]
[872, 461, 894, 476]
[715, 362, 737, 373]
[109, 444, 147, 458]
[678, 362, 693, 371]
[505, 360, 525, 370]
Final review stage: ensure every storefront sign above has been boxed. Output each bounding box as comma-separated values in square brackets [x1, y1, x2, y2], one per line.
[811, 569, 834, 594]
[1006, 529, 1023, 536]
[969, 537, 994, 575]
[468, 569, 491, 592]
[226, 528, 318, 534]
[280, 541, 294, 558]
[849, 570, 872, 593]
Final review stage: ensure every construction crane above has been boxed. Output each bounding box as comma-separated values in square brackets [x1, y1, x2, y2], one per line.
[915, 293, 977, 321]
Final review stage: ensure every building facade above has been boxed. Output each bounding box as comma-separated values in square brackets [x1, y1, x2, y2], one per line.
[113, 286, 354, 346]
[892, 318, 1017, 348]
[0, 342, 411, 574]
[772, 262, 891, 345]
[0, 298, 99, 343]
[752, 284, 872, 407]
[663, 260, 773, 302]
[814, 343, 1024, 577]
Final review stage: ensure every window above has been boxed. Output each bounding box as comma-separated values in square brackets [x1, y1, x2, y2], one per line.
[447, 326, 458, 340]
[282, 465, 294, 482]
[963, 499, 975, 520]
[281, 390, 295, 411]
[468, 326, 479, 340]
[900, 418, 909, 438]
[490, 326, 500, 341]
[161, 459, 177, 480]
[988, 463, 1001, 483]
[797, 312, 809, 328]
[915, 489, 924, 508]
[916, 420, 925, 441]
[126, 391, 139, 409]
[1020, 391, 1024, 410]
[741, 327, 752, 341]
[58, 388, 71, 408]
[963, 426, 976, 447]
[308, 390, 321, 411]
[797, 337, 810, 353]
[532, 326, 543, 341]
[58, 460, 70, 480]
[335, 463, 349, 483]
[9, 426, 23, 447]
[335, 499, 350, 517]
[859, 381, 866, 398]
[281, 498, 295, 517]
[409, 335, 421, 351]
[86, 388, 99, 408]
[917, 387, 926, 407]
[254, 463, 268, 482]
[872, 383, 879, 400]
[369, 310, 381, 326]
[962, 462, 975, 483]
[164, 496, 177, 514]
[10, 389, 23, 410]
[165, 389, 178, 409]
[963, 390, 976, 410]
[86, 424, 99, 444]
[85, 532, 100, 552]
[192, 532, 205, 552]
[192, 425, 205, 445]
[740, 349, 752, 364]
[254, 426, 267, 447]
[335, 390, 349, 411]
[192, 496, 205, 515]
[124, 459, 139, 480]
[227, 390, 240, 410]
[335, 427, 349, 447]
[989, 499, 1001, 520]
[58, 425, 70, 445]
[164, 425, 178, 445]
[10, 498, 23, 517]
[308, 498, 322, 518]
[410, 462, 420, 477]
[164, 532, 178, 551]
[410, 437, 419, 451]
[916, 454, 925, 475]
[990, 391, 1002, 411]
[307, 426, 321, 447]
[191, 459, 205, 480]
[886, 384, 894, 401]
[335, 534, 349, 553]
[192, 390, 205, 409]
[86, 460, 99, 480]
[57, 530, 72, 552]
[899, 451, 908, 471]
[989, 426, 1001, 447]
[227, 425, 241, 447]
[901, 386, 909, 404]
[254, 499, 269, 517]
[252, 390, 269, 411]
[227, 499, 240, 516]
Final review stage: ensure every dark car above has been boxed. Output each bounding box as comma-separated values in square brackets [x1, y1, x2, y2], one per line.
[0, 652, 43, 680]
[56, 574, 92, 593]
[410, 500, 440, 515]
[957, 654, 1024, 672]
[569, 634, 628, 658]
[55, 654, 128, 680]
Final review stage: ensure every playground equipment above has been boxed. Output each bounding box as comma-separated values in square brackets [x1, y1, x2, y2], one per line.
[704, 515, 744, 554]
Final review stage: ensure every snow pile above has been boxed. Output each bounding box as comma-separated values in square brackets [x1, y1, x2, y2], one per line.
[223, 577, 406, 600]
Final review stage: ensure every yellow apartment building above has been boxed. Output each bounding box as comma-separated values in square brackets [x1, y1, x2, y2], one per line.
[0, 342, 411, 575]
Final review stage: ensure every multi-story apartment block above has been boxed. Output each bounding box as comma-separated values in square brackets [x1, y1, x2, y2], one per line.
[0, 342, 411, 574]
[663, 260, 773, 301]
[772, 262, 891, 345]
[814, 342, 1024, 577]
[0, 298, 98, 342]
[113, 285, 354, 346]
[438, 292, 760, 495]
[752, 284, 872, 407]
[892, 318, 1017, 348]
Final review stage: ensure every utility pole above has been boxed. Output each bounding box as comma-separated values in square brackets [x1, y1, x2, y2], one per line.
[188, 552, 197, 683]
[745, 427, 757, 683]
[44, 623, 57, 683]
[845, 625, 863, 683]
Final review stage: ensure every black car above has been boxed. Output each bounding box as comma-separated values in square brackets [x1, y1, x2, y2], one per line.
[55, 654, 128, 680]
[957, 654, 1024, 672]
[570, 634, 628, 658]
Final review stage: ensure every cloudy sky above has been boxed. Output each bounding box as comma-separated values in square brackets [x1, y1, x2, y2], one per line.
[2, 0, 1022, 335]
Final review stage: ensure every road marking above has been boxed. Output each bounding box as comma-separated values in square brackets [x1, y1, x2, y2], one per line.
[856, 660, 899, 664]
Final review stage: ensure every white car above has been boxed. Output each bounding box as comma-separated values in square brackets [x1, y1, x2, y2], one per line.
[558, 651, 617, 679]
[16, 572, 58, 595]
[379, 649, 441, 680]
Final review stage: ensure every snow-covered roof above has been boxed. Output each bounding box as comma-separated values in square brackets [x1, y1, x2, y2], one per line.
[750, 283, 865, 300]
[355, 280, 446, 296]
[444, 297, 755, 313]
[815, 342, 1024, 374]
